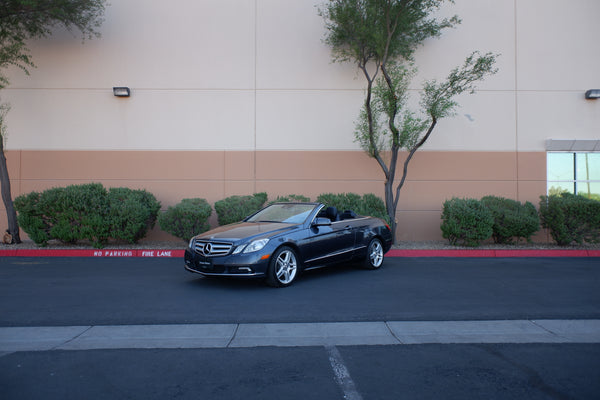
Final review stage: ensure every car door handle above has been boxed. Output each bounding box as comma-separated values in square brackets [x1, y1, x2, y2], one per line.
[336, 226, 352, 235]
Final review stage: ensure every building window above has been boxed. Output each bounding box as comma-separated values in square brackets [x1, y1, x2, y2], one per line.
[547, 152, 600, 200]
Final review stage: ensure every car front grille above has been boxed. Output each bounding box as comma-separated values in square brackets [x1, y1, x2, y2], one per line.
[193, 240, 233, 257]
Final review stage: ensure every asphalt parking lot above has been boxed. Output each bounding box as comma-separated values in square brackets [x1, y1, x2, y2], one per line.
[1, 256, 599, 326]
[0, 256, 599, 399]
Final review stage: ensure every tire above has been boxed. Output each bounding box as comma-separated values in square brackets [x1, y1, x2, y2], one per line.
[363, 238, 384, 269]
[266, 246, 299, 287]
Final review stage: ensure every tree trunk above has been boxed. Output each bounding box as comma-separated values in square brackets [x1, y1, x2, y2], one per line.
[384, 177, 397, 244]
[0, 142, 21, 244]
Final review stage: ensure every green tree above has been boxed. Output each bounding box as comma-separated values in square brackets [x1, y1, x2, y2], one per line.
[0, 0, 106, 243]
[319, 0, 498, 242]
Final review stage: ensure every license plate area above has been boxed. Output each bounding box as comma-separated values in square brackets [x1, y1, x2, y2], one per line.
[196, 256, 214, 270]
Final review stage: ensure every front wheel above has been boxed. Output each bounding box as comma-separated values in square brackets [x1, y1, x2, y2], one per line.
[266, 246, 299, 287]
[363, 238, 384, 269]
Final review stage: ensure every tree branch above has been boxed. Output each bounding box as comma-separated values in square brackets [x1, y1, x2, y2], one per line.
[393, 116, 437, 212]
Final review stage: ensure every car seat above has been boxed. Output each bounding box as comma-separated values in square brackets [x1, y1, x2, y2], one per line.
[325, 206, 339, 222]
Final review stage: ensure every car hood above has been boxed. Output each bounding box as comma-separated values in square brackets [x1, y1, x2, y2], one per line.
[195, 222, 298, 242]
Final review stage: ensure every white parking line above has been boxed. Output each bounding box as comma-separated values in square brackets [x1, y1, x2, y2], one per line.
[326, 345, 363, 400]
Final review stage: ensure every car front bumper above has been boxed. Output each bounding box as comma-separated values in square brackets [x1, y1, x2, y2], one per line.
[184, 248, 270, 278]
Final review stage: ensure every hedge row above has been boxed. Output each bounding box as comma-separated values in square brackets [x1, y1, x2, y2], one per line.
[316, 193, 388, 223]
[441, 196, 540, 247]
[159, 192, 387, 241]
[157, 198, 212, 243]
[14, 183, 160, 248]
[539, 193, 600, 245]
[15, 186, 387, 245]
[441, 194, 600, 247]
[20, 185, 596, 247]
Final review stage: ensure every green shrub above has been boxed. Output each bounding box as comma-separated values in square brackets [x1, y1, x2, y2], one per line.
[57, 183, 109, 244]
[539, 193, 600, 246]
[14, 183, 160, 247]
[269, 194, 311, 204]
[481, 195, 540, 244]
[15, 183, 110, 247]
[441, 198, 493, 247]
[108, 188, 161, 243]
[360, 193, 388, 221]
[158, 198, 213, 241]
[214, 192, 268, 225]
[14, 191, 51, 246]
[316, 192, 388, 222]
[317, 192, 361, 211]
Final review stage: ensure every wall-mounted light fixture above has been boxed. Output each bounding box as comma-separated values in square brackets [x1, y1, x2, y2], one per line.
[585, 89, 600, 100]
[113, 87, 131, 97]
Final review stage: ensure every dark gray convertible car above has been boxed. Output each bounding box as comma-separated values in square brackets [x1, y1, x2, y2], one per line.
[184, 202, 392, 287]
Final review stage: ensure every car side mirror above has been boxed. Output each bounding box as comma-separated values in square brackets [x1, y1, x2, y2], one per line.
[312, 217, 332, 227]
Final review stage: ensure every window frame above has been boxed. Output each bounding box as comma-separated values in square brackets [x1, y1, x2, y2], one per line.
[547, 151, 600, 198]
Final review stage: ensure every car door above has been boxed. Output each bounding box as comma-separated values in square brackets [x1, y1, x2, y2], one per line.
[341, 216, 372, 255]
[301, 218, 356, 267]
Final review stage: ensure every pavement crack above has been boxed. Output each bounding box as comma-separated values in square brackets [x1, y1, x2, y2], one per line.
[226, 324, 240, 348]
[52, 326, 93, 350]
[475, 344, 574, 400]
[530, 320, 568, 341]
[384, 321, 404, 344]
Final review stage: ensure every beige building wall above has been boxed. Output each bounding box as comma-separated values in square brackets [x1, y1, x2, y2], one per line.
[1, 149, 546, 241]
[1, 0, 599, 241]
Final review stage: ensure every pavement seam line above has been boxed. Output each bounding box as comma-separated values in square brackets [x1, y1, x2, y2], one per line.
[52, 326, 93, 351]
[384, 321, 405, 344]
[529, 320, 569, 341]
[226, 324, 240, 348]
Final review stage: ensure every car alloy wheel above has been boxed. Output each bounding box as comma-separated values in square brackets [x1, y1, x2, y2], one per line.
[267, 246, 298, 287]
[365, 238, 384, 269]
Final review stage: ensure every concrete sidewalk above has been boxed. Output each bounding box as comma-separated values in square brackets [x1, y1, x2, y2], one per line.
[1, 320, 599, 353]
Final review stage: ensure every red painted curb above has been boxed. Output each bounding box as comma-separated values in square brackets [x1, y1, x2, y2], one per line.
[386, 249, 498, 258]
[1, 248, 598, 258]
[386, 249, 598, 257]
[0, 249, 185, 258]
[494, 249, 590, 258]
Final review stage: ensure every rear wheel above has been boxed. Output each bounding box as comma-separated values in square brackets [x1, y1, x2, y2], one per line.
[363, 238, 384, 269]
[266, 246, 299, 287]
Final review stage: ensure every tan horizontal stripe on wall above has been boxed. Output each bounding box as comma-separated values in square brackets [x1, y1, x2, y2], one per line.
[1, 150, 546, 241]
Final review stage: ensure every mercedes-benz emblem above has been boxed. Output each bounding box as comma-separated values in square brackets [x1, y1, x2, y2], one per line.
[204, 243, 212, 256]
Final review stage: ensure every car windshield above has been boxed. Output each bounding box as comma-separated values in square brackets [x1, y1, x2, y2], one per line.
[247, 203, 316, 224]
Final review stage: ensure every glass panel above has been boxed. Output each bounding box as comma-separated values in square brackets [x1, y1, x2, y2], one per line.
[548, 182, 574, 195]
[547, 153, 574, 181]
[576, 153, 600, 181]
[577, 182, 600, 201]
[591, 182, 600, 201]
[247, 203, 315, 224]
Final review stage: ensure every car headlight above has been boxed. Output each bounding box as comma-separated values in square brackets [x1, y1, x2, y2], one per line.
[188, 238, 195, 248]
[232, 244, 246, 255]
[242, 238, 269, 253]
